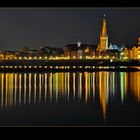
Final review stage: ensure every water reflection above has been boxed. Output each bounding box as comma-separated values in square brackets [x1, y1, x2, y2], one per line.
[98, 72, 108, 120]
[129, 72, 140, 102]
[0, 71, 140, 119]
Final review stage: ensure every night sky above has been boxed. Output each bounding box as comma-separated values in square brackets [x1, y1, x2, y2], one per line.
[0, 8, 140, 51]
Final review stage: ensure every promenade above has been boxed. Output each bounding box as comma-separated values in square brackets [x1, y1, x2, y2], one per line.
[0, 59, 139, 72]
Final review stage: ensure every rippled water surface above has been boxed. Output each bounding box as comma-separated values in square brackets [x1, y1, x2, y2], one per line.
[0, 71, 140, 126]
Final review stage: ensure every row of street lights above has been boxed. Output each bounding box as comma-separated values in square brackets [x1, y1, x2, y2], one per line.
[0, 55, 119, 60]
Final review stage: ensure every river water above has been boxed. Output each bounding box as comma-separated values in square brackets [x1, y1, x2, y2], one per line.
[0, 71, 139, 126]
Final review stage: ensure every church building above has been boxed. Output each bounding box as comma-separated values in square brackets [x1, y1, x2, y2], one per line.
[97, 14, 108, 52]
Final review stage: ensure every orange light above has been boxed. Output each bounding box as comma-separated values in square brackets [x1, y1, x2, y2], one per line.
[85, 48, 89, 53]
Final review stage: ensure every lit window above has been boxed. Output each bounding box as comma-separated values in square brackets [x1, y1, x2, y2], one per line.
[85, 48, 89, 53]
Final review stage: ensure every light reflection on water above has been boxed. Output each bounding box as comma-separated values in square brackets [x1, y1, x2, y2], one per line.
[0, 71, 139, 120]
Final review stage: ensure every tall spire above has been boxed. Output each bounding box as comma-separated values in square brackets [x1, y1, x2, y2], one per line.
[101, 14, 107, 37]
[97, 14, 108, 51]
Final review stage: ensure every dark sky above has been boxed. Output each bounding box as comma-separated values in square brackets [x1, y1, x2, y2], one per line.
[0, 8, 139, 51]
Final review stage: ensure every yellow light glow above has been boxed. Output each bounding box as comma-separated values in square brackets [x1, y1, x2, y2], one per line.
[55, 56, 59, 60]
[49, 56, 53, 60]
[29, 57, 32, 60]
[86, 56, 91, 59]
[99, 72, 108, 120]
[85, 48, 89, 53]
[73, 56, 76, 59]
[24, 57, 27, 60]
[34, 56, 37, 59]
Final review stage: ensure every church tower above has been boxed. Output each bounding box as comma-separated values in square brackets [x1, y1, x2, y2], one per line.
[138, 37, 140, 46]
[97, 14, 108, 51]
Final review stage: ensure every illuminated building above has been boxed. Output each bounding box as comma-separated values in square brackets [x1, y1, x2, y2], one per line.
[96, 15, 126, 59]
[26, 49, 40, 57]
[49, 48, 64, 57]
[64, 43, 97, 59]
[130, 46, 138, 59]
[106, 50, 120, 59]
[138, 38, 140, 46]
[97, 14, 108, 52]
[108, 43, 125, 51]
[129, 38, 140, 59]
[120, 48, 130, 60]
[39, 46, 50, 53]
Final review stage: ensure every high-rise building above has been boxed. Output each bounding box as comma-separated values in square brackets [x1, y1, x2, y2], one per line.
[97, 15, 108, 51]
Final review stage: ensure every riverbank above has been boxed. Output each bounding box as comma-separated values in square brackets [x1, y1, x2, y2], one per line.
[0, 59, 140, 66]
[0, 67, 139, 73]
[0, 59, 139, 72]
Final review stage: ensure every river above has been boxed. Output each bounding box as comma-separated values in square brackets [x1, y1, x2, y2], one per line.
[0, 71, 139, 126]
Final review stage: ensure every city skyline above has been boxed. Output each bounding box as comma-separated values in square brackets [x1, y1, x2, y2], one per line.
[0, 8, 139, 51]
[0, 7, 140, 127]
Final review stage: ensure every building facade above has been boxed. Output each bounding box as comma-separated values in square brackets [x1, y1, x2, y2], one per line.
[63, 43, 97, 59]
[129, 38, 140, 59]
[97, 15, 108, 52]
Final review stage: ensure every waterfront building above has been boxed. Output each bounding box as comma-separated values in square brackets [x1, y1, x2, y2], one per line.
[97, 14, 108, 52]
[108, 43, 124, 51]
[96, 15, 126, 59]
[39, 46, 50, 53]
[120, 48, 129, 60]
[49, 48, 64, 57]
[26, 50, 40, 57]
[138, 38, 140, 46]
[64, 42, 97, 59]
[129, 38, 140, 59]
[107, 43, 126, 59]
